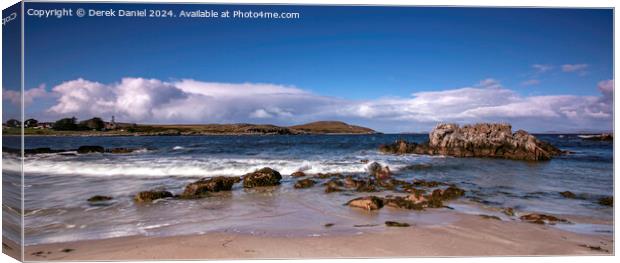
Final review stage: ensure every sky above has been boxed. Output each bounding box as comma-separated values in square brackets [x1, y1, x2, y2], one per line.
[3, 3, 614, 133]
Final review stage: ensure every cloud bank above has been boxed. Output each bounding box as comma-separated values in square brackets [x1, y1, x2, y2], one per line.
[14, 77, 614, 132]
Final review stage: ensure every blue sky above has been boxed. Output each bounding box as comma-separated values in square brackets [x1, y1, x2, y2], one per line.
[4, 3, 614, 132]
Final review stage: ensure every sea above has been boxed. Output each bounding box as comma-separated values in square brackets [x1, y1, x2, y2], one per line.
[1, 134, 614, 246]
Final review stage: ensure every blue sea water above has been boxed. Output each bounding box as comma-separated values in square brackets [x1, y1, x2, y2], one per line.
[1, 134, 613, 245]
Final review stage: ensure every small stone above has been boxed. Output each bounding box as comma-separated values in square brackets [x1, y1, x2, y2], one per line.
[598, 196, 613, 207]
[479, 214, 501, 220]
[385, 221, 410, 227]
[87, 195, 113, 202]
[134, 190, 173, 202]
[346, 196, 384, 211]
[559, 191, 577, 199]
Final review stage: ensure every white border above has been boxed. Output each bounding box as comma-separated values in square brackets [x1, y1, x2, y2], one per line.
[1, 1, 617, 263]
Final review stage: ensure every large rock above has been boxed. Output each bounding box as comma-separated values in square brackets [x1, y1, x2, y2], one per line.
[379, 123, 563, 161]
[134, 190, 173, 202]
[243, 167, 282, 188]
[181, 176, 241, 198]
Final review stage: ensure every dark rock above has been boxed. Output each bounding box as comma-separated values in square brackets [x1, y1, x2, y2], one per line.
[346, 196, 384, 210]
[559, 191, 577, 199]
[60, 248, 74, 253]
[324, 179, 344, 193]
[412, 180, 443, 188]
[294, 178, 317, 189]
[425, 189, 445, 208]
[291, 171, 306, 177]
[385, 221, 410, 227]
[314, 172, 343, 179]
[502, 208, 515, 217]
[243, 167, 282, 188]
[106, 148, 137, 154]
[383, 196, 424, 210]
[87, 195, 113, 202]
[441, 186, 466, 200]
[134, 190, 173, 202]
[581, 134, 613, 141]
[479, 214, 501, 220]
[181, 176, 241, 198]
[598, 196, 613, 207]
[77, 145, 105, 154]
[24, 148, 60, 154]
[520, 213, 569, 224]
[360, 159, 369, 164]
[324, 223, 335, 228]
[379, 123, 563, 161]
[367, 162, 391, 179]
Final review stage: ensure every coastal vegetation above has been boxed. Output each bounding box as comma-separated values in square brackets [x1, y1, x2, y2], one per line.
[2, 117, 377, 136]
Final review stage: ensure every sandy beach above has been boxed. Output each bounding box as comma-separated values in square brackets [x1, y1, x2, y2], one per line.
[23, 213, 613, 261]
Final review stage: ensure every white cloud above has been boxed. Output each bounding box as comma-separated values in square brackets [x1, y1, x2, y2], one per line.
[561, 64, 589, 74]
[521, 79, 540, 86]
[532, 64, 553, 73]
[2, 84, 50, 106]
[35, 77, 613, 132]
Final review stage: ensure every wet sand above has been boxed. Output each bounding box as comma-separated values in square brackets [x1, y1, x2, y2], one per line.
[24, 213, 613, 261]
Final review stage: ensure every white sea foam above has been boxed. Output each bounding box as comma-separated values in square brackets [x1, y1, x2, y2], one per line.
[172, 146, 185, 150]
[7, 153, 426, 178]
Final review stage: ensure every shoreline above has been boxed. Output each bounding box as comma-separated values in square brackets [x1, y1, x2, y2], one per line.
[22, 213, 613, 260]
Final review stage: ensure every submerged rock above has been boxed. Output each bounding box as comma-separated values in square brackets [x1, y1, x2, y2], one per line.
[87, 195, 113, 202]
[324, 179, 344, 193]
[479, 214, 501, 220]
[412, 180, 443, 188]
[243, 167, 282, 188]
[559, 191, 577, 199]
[520, 213, 569, 224]
[379, 123, 563, 161]
[77, 145, 105, 154]
[385, 221, 410, 227]
[502, 208, 516, 217]
[106, 148, 140, 154]
[181, 176, 241, 198]
[598, 196, 613, 207]
[290, 171, 306, 177]
[581, 133, 613, 141]
[294, 178, 317, 189]
[441, 186, 466, 200]
[314, 172, 343, 179]
[134, 190, 173, 202]
[346, 196, 384, 211]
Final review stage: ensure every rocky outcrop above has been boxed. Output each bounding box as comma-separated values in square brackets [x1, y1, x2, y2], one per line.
[134, 190, 173, 202]
[581, 133, 613, 141]
[346, 196, 384, 210]
[77, 146, 105, 154]
[181, 176, 241, 198]
[243, 167, 282, 188]
[379, 123, 563, 161]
